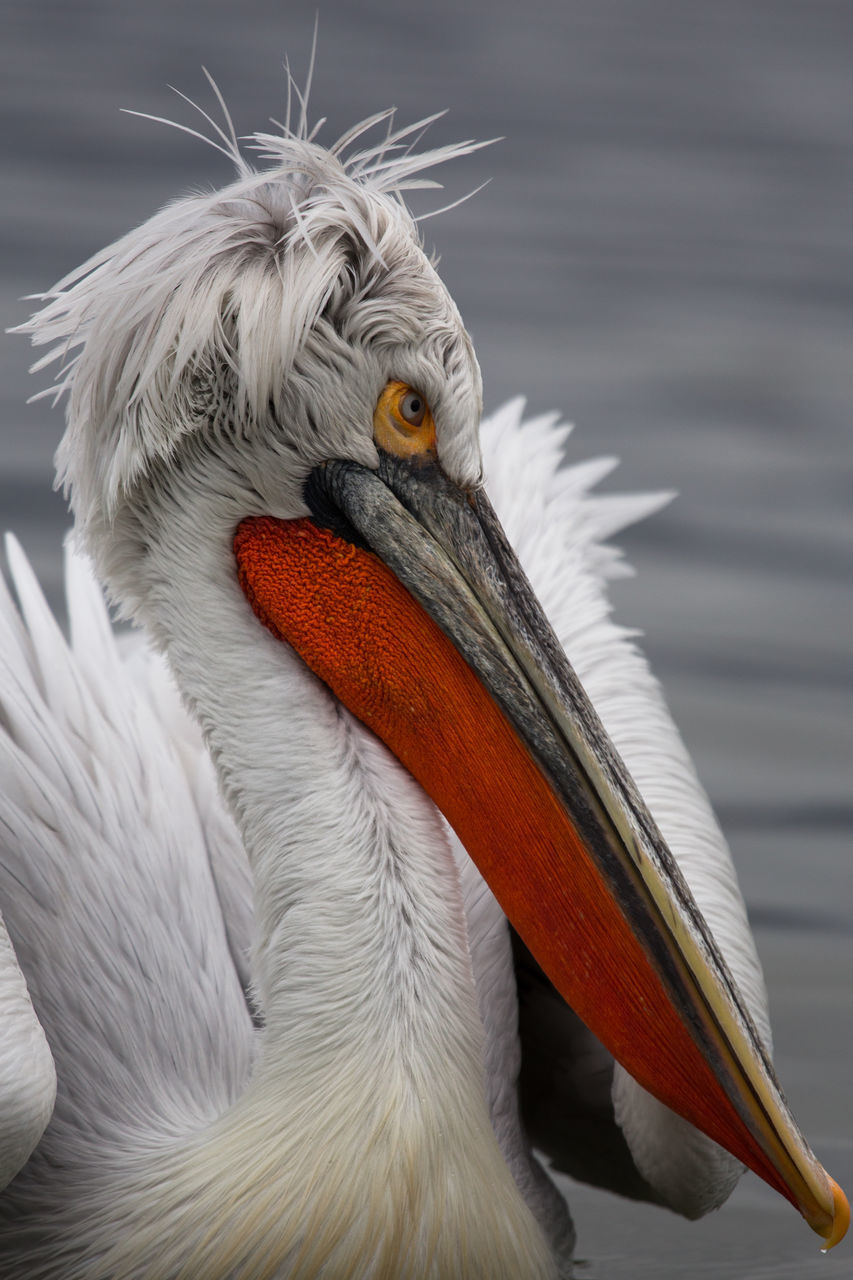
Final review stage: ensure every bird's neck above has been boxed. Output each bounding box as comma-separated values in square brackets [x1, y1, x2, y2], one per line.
[124, 525, 555, 1278]
[170, 549, 483, 1076]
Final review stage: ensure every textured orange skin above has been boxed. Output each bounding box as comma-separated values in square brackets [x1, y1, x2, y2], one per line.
[234, 514, 790, 1204]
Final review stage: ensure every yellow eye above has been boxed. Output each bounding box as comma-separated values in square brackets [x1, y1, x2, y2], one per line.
[373, 380, 436, 459]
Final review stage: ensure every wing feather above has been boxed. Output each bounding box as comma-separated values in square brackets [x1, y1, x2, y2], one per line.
[0, 913, 55, 1191]
[0, 540, 254, 1183]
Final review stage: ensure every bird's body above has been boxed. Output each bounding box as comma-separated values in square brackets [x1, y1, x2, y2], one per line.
[0, 97, 846, 1276]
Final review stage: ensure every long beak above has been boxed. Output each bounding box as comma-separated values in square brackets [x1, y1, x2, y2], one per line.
[234, 449, 848, 1250]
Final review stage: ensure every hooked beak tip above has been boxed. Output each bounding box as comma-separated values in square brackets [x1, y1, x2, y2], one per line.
[816, 1177, 850, 1251]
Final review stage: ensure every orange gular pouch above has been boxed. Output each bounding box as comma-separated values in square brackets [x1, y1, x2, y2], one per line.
[232, 511, 805, 1205]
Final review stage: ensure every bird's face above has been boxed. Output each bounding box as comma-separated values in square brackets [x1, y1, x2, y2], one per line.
[85, 209, 487, 628]
[215, 231, 486, 520]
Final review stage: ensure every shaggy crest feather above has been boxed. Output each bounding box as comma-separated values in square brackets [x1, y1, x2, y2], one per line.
[17, 96, 485, 543]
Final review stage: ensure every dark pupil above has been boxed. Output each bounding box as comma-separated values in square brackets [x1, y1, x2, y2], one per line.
[405, 396, 422, 418]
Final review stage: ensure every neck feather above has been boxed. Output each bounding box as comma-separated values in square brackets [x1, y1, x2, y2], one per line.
[82, 511, 556, 1279]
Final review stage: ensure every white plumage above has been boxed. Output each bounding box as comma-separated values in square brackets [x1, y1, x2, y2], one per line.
[0, 95, 839, 1276]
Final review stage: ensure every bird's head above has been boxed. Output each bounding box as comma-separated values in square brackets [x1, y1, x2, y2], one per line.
[21, 111, 848, 1251]
[28, 130, 483, 617]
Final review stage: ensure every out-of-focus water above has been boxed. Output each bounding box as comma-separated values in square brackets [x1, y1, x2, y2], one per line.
[2, 2, 851, 1275]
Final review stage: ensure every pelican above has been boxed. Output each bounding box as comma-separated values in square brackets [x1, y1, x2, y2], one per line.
[0, 93, 847, 1277]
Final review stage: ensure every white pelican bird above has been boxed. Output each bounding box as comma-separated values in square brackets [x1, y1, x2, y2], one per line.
[0, 97, 848, 1277]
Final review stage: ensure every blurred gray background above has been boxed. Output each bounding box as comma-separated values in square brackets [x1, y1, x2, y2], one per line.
[2, 2, 851, 1275]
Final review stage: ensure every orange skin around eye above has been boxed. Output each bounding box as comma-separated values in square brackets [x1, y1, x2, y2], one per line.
[234, 512, 795, 1209]
[372, 381, 437, 459]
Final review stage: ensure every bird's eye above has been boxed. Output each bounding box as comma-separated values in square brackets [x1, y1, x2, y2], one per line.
[373, 380, 436, 460]
[398, 390, 426, 428]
